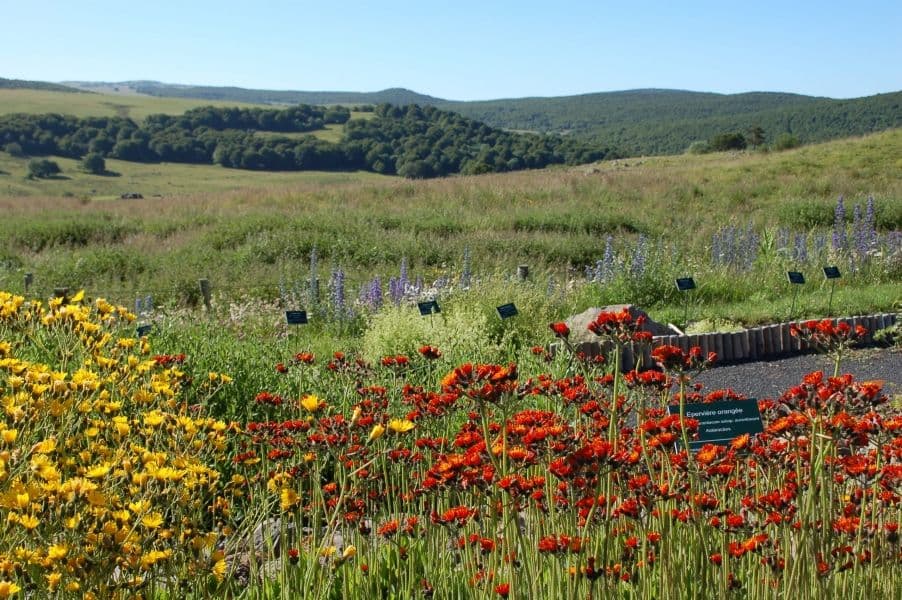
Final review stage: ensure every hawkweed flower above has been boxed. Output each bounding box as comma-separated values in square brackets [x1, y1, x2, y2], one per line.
[549, 322, 570, 339]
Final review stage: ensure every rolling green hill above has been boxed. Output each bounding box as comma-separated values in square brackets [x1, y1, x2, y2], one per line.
[0, 77, 86, 93]
[441, 89, 902, 155]
[65, 80, 441, 106]
[8, 79, 902, 158]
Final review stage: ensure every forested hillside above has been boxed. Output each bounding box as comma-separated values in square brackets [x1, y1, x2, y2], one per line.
[0, 103, 607, 177]
[441, 90, 902, 154]
[9, 79, 902, 158]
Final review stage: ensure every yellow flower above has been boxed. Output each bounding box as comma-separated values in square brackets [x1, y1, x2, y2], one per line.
[46, 571, 62, 590]
[47, 544, 68, 561]
[141, 512, 163, 529]
[211, 558, 227, 581]
[0, 581, 22, 597]
[341, 545, 357, 561]
[143, 411, 166, 427]
[280, 488, 299, 511]
[388, 419, 415, 434]
[70, 290, 85, 303]
[31, 438, 56, 454]
[1, 429, 17, 444]
[85, 464, 110, 479]
[18, 515, 39, 530]
[350, 406, 362, 425]
[300, 394, 321, 413]
[367, 424, 385, 442]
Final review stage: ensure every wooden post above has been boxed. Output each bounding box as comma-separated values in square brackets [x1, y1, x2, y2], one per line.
[198, 279, 212, 311]
[53, 287, 69, 299]
[24, 272, 33, 294]
[714, 334, 725, 363]
[781, 324, 792, 355]
[730, 331, 748, 360]
[517, 265, 529, 281]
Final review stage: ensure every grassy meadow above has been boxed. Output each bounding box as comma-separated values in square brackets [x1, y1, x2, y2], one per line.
[0, 87, 269, 120]
[0, 129, 899, 312]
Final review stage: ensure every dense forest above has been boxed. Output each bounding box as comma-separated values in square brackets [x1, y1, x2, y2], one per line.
[444, 90, 902, 154]
[0, 103, 608, 177]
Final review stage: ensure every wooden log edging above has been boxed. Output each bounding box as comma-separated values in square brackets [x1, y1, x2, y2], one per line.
[553, 312, 898, 370]
[644, 312, 898, 366]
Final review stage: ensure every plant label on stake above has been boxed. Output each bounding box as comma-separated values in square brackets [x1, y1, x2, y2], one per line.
[417, 301, 440, 316]
[675, 277, 696, 291]
[667, 399, 764, 451]
[675, 277, 696, 326]
[787, 271, 805, 320]
[496, 303, 518, 319]
[823, 266, 841, 316]
[285, 310, 308, 325]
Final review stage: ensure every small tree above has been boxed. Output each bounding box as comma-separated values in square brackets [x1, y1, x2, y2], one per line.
[746, 125, 766, 147]
[685, 141, 710, 155]
[81, 152, 106, 175]
[27, 159, 61, 179]
[4, 142, 25, 157]
[708, 132, 747, 152]
[773, 133, 801, 151]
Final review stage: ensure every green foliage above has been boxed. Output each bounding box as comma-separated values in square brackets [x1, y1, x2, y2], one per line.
[3, 141, 24, 157]
[0, 103, 607, 178]
[27, 158, 60, 178]
[685, 140, 710, 154]
[81, 151, 106, 174]
[708, 132, 747, 152]
[774, 132, 801, 150]
[441, 90, 902, 156]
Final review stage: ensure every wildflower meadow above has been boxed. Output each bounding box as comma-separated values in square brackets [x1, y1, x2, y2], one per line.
[1, 290, 899, 599]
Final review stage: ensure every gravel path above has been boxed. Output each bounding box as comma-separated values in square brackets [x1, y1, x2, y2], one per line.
[692, 347, 902, 401]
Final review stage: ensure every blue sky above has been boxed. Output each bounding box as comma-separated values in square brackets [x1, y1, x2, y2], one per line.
[3, 0, 900, 100]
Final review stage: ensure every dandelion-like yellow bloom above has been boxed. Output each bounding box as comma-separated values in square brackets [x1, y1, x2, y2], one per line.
[140, 512, 163, 529]
[211, 558, 227, 581]
[300, 394, 322, 413]
[0, 581, 22, 597]
[367, 424, 386, 442]
[341, 545, 357, 561]
[85, 464, 110, 479]
[388, 419, 415, 434]
[46, 545, 67, 561]
[280, 488, 299, 511]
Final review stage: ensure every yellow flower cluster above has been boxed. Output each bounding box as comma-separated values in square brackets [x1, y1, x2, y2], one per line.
[0, 291, 236, 597]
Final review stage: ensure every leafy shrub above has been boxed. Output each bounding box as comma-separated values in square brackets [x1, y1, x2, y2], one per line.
[27, 158, 61, 178]
[773, 133, 801, 150]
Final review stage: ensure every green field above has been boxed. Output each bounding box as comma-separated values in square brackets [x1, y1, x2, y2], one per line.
[0, 87, 272, 120]
[0, 129, 899, 338]
[0, 152, 388, 198]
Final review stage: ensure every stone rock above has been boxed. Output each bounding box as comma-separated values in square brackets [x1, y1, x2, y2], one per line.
[564, 305, 674, 345]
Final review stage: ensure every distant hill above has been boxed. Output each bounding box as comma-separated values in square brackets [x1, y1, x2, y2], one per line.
[22, 79, 902, 156]
[64, 80, 441, 106]
[440, 89, 902, 154]
[0, 77, 86, 93]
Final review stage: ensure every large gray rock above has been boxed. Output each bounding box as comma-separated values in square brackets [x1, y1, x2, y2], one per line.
[565, 305, 674, 344]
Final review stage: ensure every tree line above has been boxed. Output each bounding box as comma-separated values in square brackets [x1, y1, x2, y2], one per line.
[0, 104, 608, 178]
